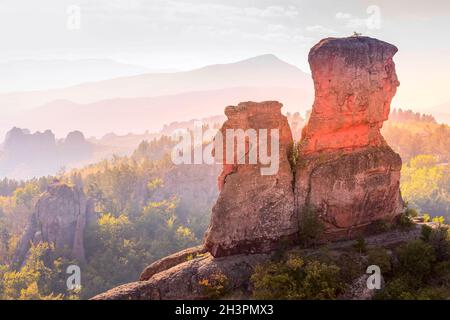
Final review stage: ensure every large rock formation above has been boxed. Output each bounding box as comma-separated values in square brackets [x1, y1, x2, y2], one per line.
[204, 101, 297, 257]
[296, 36, 404, 240]
[93, 36, 405, 300]
[13, 182, 93, 267]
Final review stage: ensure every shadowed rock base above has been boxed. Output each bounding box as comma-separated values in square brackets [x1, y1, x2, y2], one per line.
[296, 146, 404, 240]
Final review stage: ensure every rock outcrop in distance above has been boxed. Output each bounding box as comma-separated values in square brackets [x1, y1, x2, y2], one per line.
[93, 36, 405, 300]
[0, 127, 93, 180]
[13, 182, 93, 267]
[296, 36, 404, 240]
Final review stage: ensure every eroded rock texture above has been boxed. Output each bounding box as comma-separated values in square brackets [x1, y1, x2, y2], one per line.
[204, 101, 297, 257]
[140, 245, 207, 281]
[13, 182, 93, 267]
[296, 36, 404, 240]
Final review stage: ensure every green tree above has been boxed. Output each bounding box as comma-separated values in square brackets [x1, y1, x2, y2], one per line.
[375, 277, 415, 300]
[396, 240, 436, 284]
[428, 226, 450, 261]
[368, 247, 392, 274]
[420, 224, 433, 242]
[251, 255, 343, 300]
[353, 237, 367, 254]
[298, 207, 324, 248]
[0, 243, 63, 300]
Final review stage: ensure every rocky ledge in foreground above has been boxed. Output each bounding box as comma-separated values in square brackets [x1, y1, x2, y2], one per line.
[92, 226, 422, 300]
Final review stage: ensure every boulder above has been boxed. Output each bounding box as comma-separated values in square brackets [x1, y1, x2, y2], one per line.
[140, 245, 207, 281]
[93, 249, 271, 300]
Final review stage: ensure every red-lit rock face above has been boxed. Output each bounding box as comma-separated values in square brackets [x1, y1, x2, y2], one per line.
[296, 36, 404, 240]
[301, 36, 400, 154]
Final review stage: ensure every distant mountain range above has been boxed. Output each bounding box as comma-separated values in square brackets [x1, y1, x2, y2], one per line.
[0, 59, 151, 94]
[1, 54, 446, 140]
[0, 54, 313, 137]
[19, 86, 308, 137]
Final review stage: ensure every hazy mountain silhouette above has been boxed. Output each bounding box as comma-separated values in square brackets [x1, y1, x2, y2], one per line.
[20, 86, 309, 137]
[0, 54, 310, 111]
[0, 59, 151, 94]
[3, 54, 313, 137]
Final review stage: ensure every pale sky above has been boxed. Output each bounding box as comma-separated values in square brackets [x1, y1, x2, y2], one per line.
[0, 0, 449, 110]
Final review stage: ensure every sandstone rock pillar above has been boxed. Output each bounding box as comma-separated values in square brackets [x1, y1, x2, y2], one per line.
[204, 101, 297, 257]
[295, 36, 404, 240]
